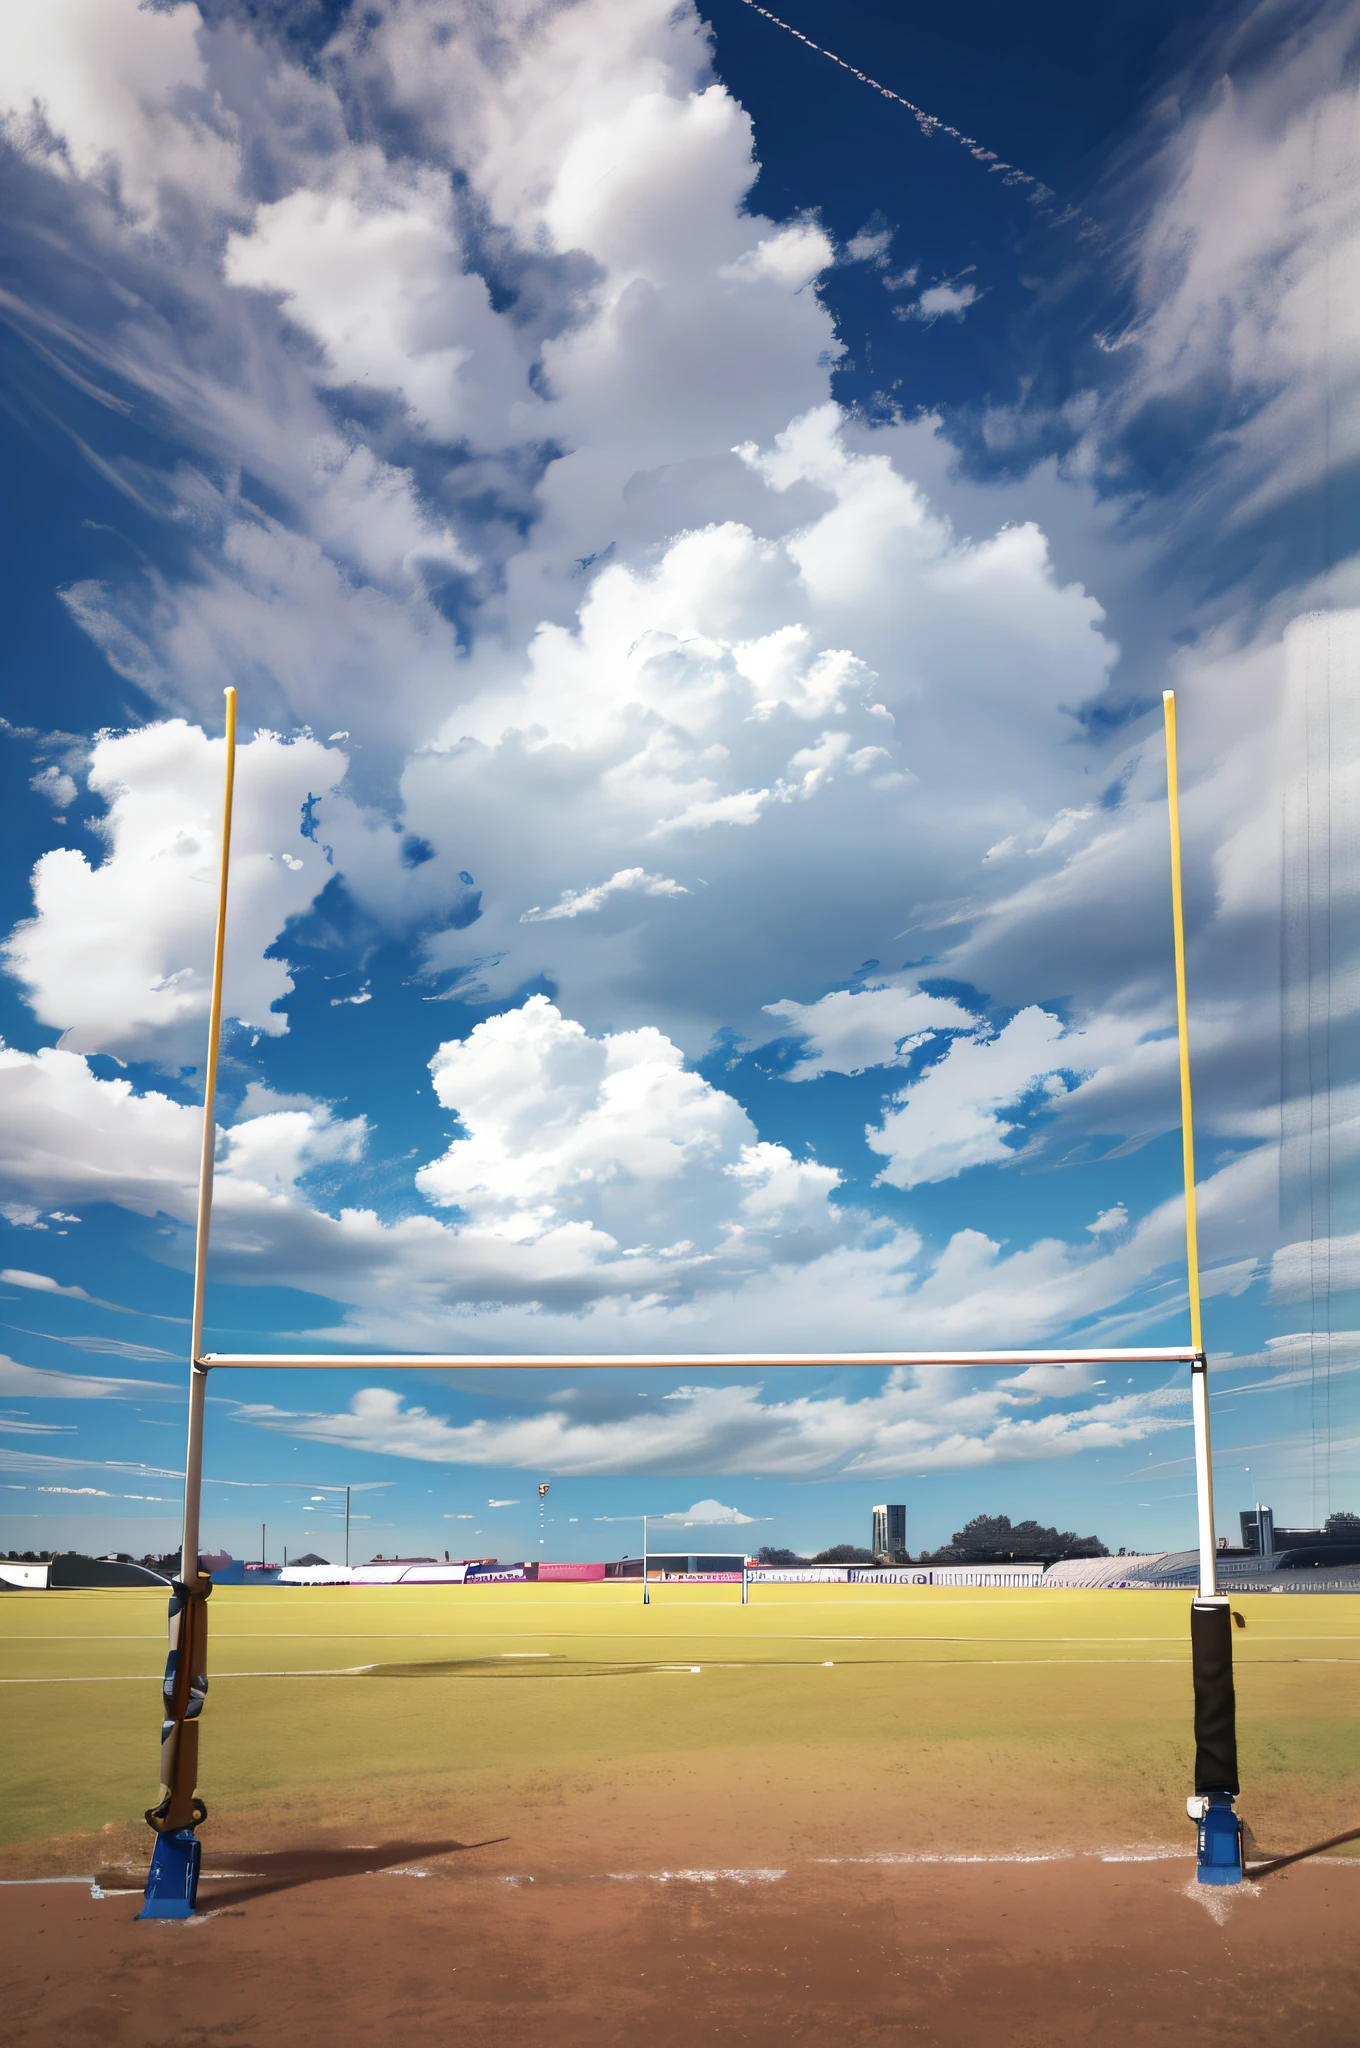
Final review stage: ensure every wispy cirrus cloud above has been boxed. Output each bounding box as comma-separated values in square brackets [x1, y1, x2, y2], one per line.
[0, 1353, 177, 1402]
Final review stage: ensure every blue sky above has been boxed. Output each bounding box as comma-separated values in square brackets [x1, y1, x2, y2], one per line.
[0, 0, 1356, 1569]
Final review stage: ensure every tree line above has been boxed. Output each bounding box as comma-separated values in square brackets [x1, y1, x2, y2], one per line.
[758, 1512, 1112, 1569]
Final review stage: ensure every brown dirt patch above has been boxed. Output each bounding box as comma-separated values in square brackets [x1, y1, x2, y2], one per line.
[2, 1851, 1357, 2046]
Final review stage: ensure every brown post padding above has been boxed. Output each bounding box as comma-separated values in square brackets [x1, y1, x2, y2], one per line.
[1191, 1598, 1239, 1796]
[150, 1575, 211, 1832]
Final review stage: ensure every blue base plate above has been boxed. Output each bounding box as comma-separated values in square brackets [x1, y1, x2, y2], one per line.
[137, 1828, 202, 1919]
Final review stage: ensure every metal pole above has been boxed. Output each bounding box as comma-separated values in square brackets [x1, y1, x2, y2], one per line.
[1164, 691, 1216, 1597]
[642, 1513, 649, 1607]
[742, 1558, 748, 1605]
[261, 1523, 265, 1570]
[181, 685, 236, 1580]
[345, 1486, 351, 1568]
[141, 685, 236, 1921]
[1166, 691, 1242, 1886]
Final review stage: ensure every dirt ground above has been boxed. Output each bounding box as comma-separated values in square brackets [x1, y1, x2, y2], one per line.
[3, 1841, 1357, 2047]
[5, 1587, 1356, 2040]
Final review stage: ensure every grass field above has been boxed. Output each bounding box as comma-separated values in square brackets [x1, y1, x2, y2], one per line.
[5, 1582, 1359, 2047]
[3, 1580, 1358, 1873]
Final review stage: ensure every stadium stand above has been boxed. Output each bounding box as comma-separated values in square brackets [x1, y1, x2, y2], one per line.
[1041, 1556, 1168, 1588]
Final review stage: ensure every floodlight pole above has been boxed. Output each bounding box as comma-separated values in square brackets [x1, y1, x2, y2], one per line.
[140, 686, 236, 1921]
[1165, 690, 1242, 1887]
[345, 1486, 351, 1568]
[643, 1513, 649, 1607]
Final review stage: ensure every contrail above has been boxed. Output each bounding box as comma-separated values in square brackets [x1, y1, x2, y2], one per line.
[732, 0, 1094, 230]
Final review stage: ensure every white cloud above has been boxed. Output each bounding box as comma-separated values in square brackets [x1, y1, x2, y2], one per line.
[653, 1497, 760, 1524]
[902, 281, 981, 322]
[844, 224, 894, 266]
[404, 404, 1115, 1040]
[762, 981, 975, 1080]
[237, 1372, 1186, 1479]
[0, 0, 1345, 1407]
[722, 219, 834, 287]
[1270, 1232, 1360, 1303]
[0, 1044, 198, 1219]
[0, 1353, 174, 1402]
[416, 995, 841, 1264]
[220, 1104, 367, 1202]
[0, 984, 1275, 1359]
[521, 869, 688, 923]
[1108, 4, 1360, 532]
[30, 765, 77, 811]
[0, 0, 1134, 1079]
[5, 724, 346, 1063]
[0, 1266, 185, 1324]
[868, 1008, 1072, 1188]
[224, 168, 532, 448]
[1, 1268, 93, 1302]
[0, 0, 238, 219]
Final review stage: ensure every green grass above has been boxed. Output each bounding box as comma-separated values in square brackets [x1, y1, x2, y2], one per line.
[2, 1581, 1357, 1858]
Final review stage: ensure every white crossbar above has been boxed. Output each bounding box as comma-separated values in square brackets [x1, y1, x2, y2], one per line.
[199, 1347, 1202, 1370]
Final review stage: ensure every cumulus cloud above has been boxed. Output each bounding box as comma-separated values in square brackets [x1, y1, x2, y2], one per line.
[0, 1044, 199, 1219]
[762, 981, 975, 1080]
[0, 0, 1350, 1461]
[236, 1371, 1186, 1478]
[417, 995, 842, 1267]
[0, 981, 1284, 1361]
[868, 1008, 1072, 1188]
[30, 765, 77, 811]
[0, 0, 239, 220]
[401, 403, 1116, 1042]
[5, 724, 346, 1063]
[0, 0, 1130, 1066]
[899, 280, 981, 322]
[224, 170, 534, 448]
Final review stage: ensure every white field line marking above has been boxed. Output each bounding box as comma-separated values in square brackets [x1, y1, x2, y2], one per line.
[1181, 1877, 1267, 1923]
[0, 1667, 378, 1683]
[6, 1630, 1357, 1655]
[819, 1853, 1071, 1866]
[0, 1664, 722, 1686]
[608, 1868, 785, 1885]
[24, 1655, 1353, 1684]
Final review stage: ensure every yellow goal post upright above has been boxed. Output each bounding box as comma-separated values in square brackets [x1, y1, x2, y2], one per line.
[137, 687, 1235, 1917]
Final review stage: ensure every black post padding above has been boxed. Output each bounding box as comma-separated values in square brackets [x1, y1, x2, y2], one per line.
[1191, 1599, 1239, 1795]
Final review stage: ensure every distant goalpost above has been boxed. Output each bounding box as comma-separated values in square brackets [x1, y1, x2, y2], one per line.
[139, 688, 1244, 1915]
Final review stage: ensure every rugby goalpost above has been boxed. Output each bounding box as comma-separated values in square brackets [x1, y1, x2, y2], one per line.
[139, 686, 1244, 1915]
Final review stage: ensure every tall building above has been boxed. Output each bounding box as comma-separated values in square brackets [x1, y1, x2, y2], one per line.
[1240, 1505, 1275, 1556]
[872, 1503, 907, 1564]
